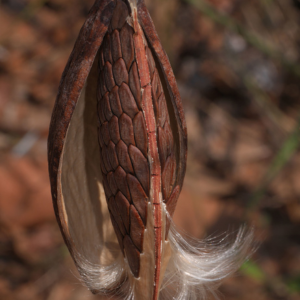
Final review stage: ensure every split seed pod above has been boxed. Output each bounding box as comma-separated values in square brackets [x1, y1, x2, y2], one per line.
[48, 0, 187, 299]
[48, 1, 253, 299]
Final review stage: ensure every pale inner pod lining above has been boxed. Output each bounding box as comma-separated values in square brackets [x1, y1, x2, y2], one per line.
[57, 53, 129, 294]
[60, 53, 119, 265]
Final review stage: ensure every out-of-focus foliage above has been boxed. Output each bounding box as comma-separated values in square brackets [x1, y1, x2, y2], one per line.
[0, 0, 300, 299]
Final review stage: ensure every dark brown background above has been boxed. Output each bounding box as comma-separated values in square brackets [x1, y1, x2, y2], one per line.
[1, 0, 300, 299]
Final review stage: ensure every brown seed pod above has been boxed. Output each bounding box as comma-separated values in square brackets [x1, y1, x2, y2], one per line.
[48, 0, 187, 299]
[48, 1, 255, 299]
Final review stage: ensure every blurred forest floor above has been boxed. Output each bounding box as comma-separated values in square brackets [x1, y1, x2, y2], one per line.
[1, 0, 300, 299]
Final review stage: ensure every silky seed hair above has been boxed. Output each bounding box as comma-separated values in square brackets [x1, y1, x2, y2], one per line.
[73, 215, 254, 300]
[159, 213, 254, 300]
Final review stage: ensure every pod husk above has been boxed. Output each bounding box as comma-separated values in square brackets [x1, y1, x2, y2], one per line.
[48, 0, 187, 298]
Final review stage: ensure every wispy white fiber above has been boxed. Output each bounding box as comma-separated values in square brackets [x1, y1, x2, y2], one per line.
[159, 213, 254, 300]
[73, 251, 134, 300]
[72, 216, 253, 300]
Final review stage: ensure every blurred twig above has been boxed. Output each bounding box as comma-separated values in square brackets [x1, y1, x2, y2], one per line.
[185, 0, 300, 78]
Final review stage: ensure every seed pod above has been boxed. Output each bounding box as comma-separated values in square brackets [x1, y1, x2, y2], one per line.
[48, 1, 187, 299]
